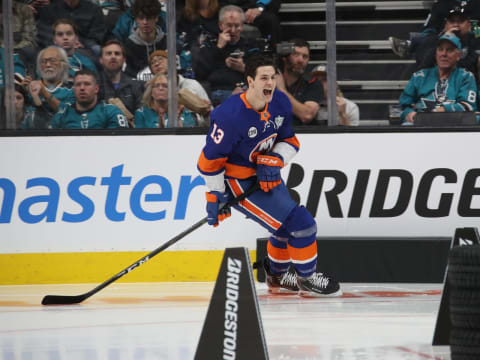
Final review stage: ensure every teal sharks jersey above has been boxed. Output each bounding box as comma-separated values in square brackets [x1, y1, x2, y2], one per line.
[51, 101, 128, 129]
[134, 105, 198, 128]
[400, 66, 477, 122]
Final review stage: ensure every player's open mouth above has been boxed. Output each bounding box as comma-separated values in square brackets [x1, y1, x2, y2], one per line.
[263, 89, 272, 96]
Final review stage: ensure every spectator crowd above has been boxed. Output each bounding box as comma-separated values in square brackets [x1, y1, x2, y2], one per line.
[2, 0, 480, 128]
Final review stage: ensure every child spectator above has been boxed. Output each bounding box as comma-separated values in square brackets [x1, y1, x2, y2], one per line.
[52, 19, 98, 83]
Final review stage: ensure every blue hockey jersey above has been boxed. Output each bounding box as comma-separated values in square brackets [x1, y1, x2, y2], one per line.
[197, 90, 299, 191]
[400, 66, 477, 122]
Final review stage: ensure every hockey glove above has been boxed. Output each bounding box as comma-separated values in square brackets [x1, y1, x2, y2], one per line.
[206, 191, 231, 227]
[256, 152, 284, 192]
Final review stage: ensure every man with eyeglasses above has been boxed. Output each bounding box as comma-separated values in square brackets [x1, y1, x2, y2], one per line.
[194, 5, 257, 106]
[51, 68, 128, 129]
[21, 46, 75, 128]
[98, 39, 144, 128]
[219, 0, 282, 47]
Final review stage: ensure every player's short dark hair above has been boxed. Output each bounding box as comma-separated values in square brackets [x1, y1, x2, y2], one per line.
[101, 39, 126, 57]
[74, 68, 98, 83]
[132, 0, 162, 18]
[244, 53, 277, 80]
[52, 18, 79, 36]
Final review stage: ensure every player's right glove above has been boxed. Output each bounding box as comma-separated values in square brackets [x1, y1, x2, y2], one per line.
[206, 191, 231, 227]
[256, 152, 284, 192]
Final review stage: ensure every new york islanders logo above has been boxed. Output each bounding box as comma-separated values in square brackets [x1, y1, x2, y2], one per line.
[249, 134, 277, 162]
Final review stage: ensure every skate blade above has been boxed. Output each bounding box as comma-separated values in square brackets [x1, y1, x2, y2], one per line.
[268, 287, 299, 294]
[298, 288, 343, 298]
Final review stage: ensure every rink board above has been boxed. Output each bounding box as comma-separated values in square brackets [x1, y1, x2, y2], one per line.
[1, 132, 479, 283]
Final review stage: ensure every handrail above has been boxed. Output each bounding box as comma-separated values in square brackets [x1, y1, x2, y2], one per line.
[280, 1, 434, 12]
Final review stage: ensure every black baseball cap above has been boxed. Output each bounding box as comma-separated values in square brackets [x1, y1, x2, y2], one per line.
[446, 6, 470, 20]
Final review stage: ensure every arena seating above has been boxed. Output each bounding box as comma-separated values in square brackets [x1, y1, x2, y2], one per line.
[279, 0, 434, 125]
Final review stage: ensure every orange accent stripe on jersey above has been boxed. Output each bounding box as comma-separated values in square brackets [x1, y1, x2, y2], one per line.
[240, 93, 270, 122]
[227, 179, 244, 197]
[197, 151, 227, 174]
[287, 241, 318, 262]
[282, 135, 300, 150]
[227, 179, 282, 230]
[205, 192, 217, 203]
[224, 163, 256, 179]
[267, 241, 290, 262]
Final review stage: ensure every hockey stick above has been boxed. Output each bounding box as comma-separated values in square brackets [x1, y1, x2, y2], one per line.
[41, 183, 259, 305]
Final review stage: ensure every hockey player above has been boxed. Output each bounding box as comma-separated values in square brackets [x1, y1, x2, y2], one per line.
[400, 33, 477, 124]
[197, 53, 342, 297]
[51, 69, 128, 129]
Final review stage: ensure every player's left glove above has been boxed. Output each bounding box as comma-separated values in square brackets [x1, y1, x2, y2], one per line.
[206, 191, 231, 227]
[256, 152, 284, 192]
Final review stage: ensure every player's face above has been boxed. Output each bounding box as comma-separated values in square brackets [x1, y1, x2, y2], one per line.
[150, 55, 168, 75]
[248, 65, 276, 103]
[219, 11, 243, 43]
[100, 44, 125, 72]
[152, 77, 168, 101]
[74, 74, 99, 106]
[436, 41, 461, 71]
[53, 24, 77, 53]
[285, 46, 309, 76]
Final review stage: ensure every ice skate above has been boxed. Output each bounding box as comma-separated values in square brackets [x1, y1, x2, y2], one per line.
[263, 257, 299, 294]
[297, 272, 342, 297]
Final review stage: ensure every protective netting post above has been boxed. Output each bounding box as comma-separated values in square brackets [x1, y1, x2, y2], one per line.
[2, 0, 16, 129]
[325, 0, 337, 126]
[167, 0, 178, 127]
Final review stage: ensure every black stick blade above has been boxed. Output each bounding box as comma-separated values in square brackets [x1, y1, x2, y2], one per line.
[41, 294, 88, 305]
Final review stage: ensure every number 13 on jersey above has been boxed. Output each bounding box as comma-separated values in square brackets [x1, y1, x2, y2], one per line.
[210, 123, 225, 144]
